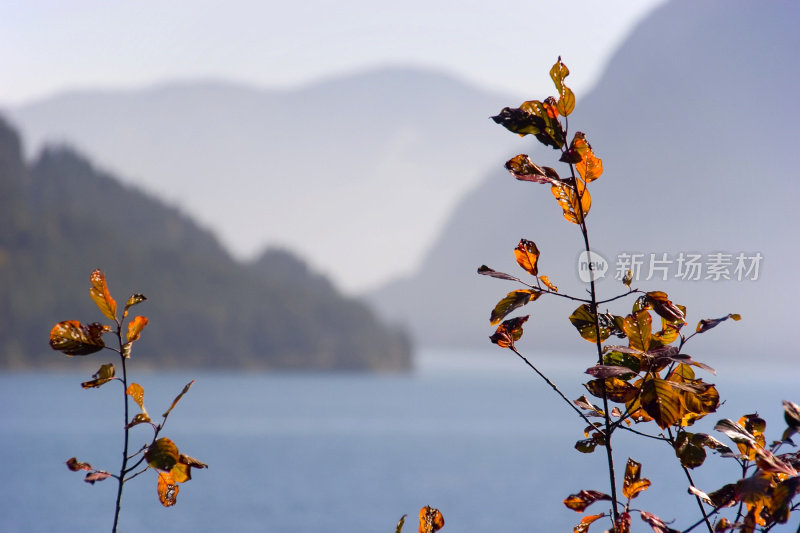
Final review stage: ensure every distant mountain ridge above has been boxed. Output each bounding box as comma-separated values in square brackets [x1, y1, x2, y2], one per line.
[366, 0, 800, 361]
[0, 118, 410, 371]
[4, 67, 521, 292]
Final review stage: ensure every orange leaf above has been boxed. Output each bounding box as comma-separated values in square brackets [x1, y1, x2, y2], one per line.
[126, 316, 149, 342]
[157, 471, 179, 507]
[126, 383, 148, 415]
[574, 514, 604, 533]
[539, 275, 558, 292]
[49, 320, 108, 356]
[89, 269, 117, 321]
[514, 239, 540, 276]
[551, 178, 591, 224]
[569, 133, 603, 183]
[563, 490, 611, 512]
[163, 380, 195, 418]
[418, 506, 444, 533]
[550, 57, 576, 116]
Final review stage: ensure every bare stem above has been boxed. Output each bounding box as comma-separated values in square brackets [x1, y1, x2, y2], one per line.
[668, 428, 714, 533]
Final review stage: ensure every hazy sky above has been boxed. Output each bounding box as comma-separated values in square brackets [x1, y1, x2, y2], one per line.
[2, 1, 665, 106]
[2, 0, 667, 292]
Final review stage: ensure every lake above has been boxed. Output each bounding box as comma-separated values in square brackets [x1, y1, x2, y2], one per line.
[0, 349, 796, 532]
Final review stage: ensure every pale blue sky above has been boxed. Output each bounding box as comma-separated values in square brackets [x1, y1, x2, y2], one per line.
[1, 0, 665, 105]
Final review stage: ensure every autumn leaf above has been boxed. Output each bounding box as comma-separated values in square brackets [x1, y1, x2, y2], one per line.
[126, 316, 149, 342]
[490, 289, 541, 326]
[622, 458, 651, 500]
[157, 471, 179, 507]
[550, 57, 576, 116]
[514, 239, 540, 276]
[539, 275, 558, 292]
[170, 453, 208, 483]
[551, 178, 591, 224]
[640, 378, 683, 429]
[564, 133, 603, 183]
[585, 378, 638, 403]
[81, 363, 115, 389]
[477, 265, 520, 282]
[396, 515, 407, 533]
[123, 293, 147, 318]
[163, 380, 195, 418]
[85, 471, 112, 484]
[89, 269, 117, 321]
[570, 305, 619, 343]
[146, 437, 180, 472]
[696, 313, 741, 333]
[505, 154, 560, 184]
[126, 383, 148, 416]
[574, 514, 604, 533]
[563, 490, 611, 512]
[585, 365, 637, 379]
[418, 506, 444, 533]
[491, 98, 566, 149]
[489, 316, 529, 349]
[645, 292, 686, 324]
[639, 511, 680, 533]
[623, 310, 652, 352]
[66, 457, 93, 472]
[49, 320, 109, 356]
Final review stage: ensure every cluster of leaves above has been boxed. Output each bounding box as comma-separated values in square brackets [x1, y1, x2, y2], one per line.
[477, 58, 800, 532]
[50, 270, 206, 530]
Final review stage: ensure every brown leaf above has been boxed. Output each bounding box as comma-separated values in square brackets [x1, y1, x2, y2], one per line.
[66, 457, 92, 472]
[146, 437, 180, 472]
[585, 365, 637, 379]
[623, 311, 652, 352]
[514, 239, 540, 276]
[81, 363, 116, 389]
[49, 320, 108, 356]
[645, 291, 686, 324]
[396, 514, 407, 533]
[563, 490, 611, 512]
[622, 458, 651, 500]
[489, 316, 529, 349]
[640, 378, 683, 429]
[585, 378, 638, 404]
[89, 269, 117, 321]
[505, 154, 561, 184]
[418, 506, 444, 533]
[126, 316, 149, 343]
[163, 380, 196, 418]
[157, 471, 179, 507]
[126, 413, 152, 429]
[477, 265, 520, 282]
[639, 511, 680, 533]
[84, 471, 112, 484]
[490, 289, 541, 326]
[696, 313, 741, 333]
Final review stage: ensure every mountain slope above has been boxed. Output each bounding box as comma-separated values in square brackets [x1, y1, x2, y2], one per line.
[0, 118, 410, 371]
[367, 0, 800, 361]
[4, 68, 520, 292]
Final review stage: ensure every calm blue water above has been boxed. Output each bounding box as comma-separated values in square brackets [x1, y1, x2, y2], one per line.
[0, 349, 796, 533]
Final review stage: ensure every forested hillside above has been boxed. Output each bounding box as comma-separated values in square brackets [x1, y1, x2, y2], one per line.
[0, 118, 410, 371]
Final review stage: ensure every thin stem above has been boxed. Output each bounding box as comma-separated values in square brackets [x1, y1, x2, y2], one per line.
[617, 425, 668, 442]
[668, 428, 714, 533]
[112, 323, 128, 533]
[509, 346, 599, 430]
[681, 506, 724, 533]
[564, 124, 620, 522]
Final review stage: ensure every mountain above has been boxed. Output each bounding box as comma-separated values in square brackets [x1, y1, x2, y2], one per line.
[0, 118, 410, 371]
[3, 68, 520, 293]
[367, 0, 800, 362]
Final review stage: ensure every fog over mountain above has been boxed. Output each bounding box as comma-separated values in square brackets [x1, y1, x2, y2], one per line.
[5, 68, 519, 293]
[368, 0, 800, 362]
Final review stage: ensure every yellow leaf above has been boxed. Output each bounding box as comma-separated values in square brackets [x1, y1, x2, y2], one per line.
[623, 310, 652, 352]
[126, 383, 147, 415]
[89, 269, 117, 321]
[539, 275, 558, 292]
[81, 363, 115, 389]
[146, 437, 180, 472]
